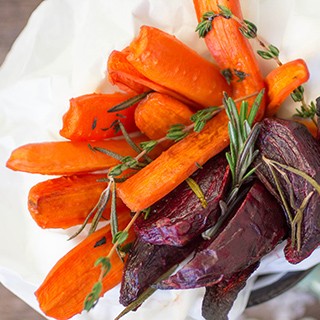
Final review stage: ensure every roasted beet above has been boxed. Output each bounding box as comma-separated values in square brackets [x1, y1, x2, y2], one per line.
[202, 263, 259, 320]
[134, 152, 229, 246]
[255, 118, 320, 264]
[119, 237, 200, 306]
[157, 182, 286, 289]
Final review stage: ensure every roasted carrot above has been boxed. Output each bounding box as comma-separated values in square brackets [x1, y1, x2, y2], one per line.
[28, 174, 129, 229]
[60, 92, 138, 141]
[6, 135, 151, 175]
[135, 93, 193, 148]
[36, 216, 134, 320]
[107, 49, 150, 94]
[107, 49, 200, 108]
[117, 111, 230, 212]
[117, 2, 266, 212]
[265, 59, 310, 116]
[193, 0, 266, 117]
[126, 26, 230, 108]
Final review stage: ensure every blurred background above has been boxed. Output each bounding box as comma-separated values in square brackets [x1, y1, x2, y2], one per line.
[1, 1, 320, 320]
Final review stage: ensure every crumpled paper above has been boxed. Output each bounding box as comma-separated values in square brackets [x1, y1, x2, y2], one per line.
[1, 0, 320, 319]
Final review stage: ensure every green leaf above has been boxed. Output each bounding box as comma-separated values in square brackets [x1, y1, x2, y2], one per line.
[257, 50, 274, 60]
[217, 4, 232, 18]
[140, 140, 158, 153]
[84, 281, 103, 311]
[113, 231, 129, 245]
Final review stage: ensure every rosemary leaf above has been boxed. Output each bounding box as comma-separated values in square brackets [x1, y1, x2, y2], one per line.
[88, 144, 123, 161]
[108, 90, 153, 113]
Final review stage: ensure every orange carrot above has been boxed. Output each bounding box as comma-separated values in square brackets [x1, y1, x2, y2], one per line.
[117, 111, 230, 212]
[265, 59, 310, 116]
[60, 92, 138, 141]
[28, 174, 130, 229]
[117, 2, 266, 212]
[36, 215, 134, 320]
[126, 26, 230, 108]
[107, 49, 150, 94]
[107, 49, 200, 108]
[193, 0, 266, 117]
[135, 93, 193, 148]
[6, 136, 151, 175]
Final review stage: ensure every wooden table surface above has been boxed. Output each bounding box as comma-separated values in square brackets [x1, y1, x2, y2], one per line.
[1, 1, 320, 320]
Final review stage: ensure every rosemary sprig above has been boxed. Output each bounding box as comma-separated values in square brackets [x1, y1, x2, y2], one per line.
[262, 156, 320, 250]
[108, 90, 154, 112]
[202, 89, 264, 239]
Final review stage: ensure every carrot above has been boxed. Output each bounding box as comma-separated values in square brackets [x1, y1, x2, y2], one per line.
[117, 111, 230, 212]
[265, 59, 310, 116]
[117, 1, 266, 212]
[126, 26, 230, 108]
[135, 93, 193, 148]
[28, 174, 130, 229]
[35, 215, 134, 320]
[107, 49, 150, 94]
[107, 49, 200, 108]
[193, 0, 266, 116]
[60, 92, 138, 141]
[6, 135, 151, 175]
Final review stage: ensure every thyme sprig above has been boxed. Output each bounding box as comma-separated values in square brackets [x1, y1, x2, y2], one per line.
[197, 6, 317, 125]
[84, 210, 141, 311]
[202, 89, 264, 240]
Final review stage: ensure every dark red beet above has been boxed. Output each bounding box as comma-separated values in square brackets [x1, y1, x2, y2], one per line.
[255, 118, 320, 264]
[202, 263, 259, 320]
[134, 152, 229, 246]
[156, 182, 286, 289]
[119, 237, 200, 306]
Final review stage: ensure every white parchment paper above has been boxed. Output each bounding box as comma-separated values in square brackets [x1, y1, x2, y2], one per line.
[1, 1, 320, 319]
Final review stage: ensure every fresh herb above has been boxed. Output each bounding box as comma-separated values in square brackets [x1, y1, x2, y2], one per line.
[186, 177, 208, 208]
[202, 89, 264, 239]
[195, 11, 218, 38]
[262, 156, 320, 250]
[92, 117, 97, 130]
[108, 90, 154, 112]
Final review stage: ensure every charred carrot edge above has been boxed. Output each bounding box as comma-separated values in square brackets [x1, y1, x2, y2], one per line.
[193, 0, 266, 118]
[127, 25, 230, 108]
[107, 49, 200, 108]
[117, 111, 230, 212]
[135, 92, 193, 148]
[6, 135, 151, 175]
[35, 215, 134, 320]
[28, 174, 129, 229]
[60, 92, 138, 141]
[294, 118, 318, 138]
[265, 59, 310, 117]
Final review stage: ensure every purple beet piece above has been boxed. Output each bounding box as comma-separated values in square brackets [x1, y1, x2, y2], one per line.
[157, 182, 287, 289]
[119, 236, 200, 306]
[202, 262, 259, 320]
[134, 152, 230, 246]
[255, 118, 320, 264]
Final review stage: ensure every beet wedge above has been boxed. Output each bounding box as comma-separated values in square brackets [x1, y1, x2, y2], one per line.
[120, 237, 200, 306]
[202, 263, 259, 320]
[134, 152, 229, 246]
[255, 118, 320, 264]
[157, 182, 287, 289]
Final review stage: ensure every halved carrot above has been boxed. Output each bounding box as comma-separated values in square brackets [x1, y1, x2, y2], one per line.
[60, 92, 138, 141]
[36, 214, 134, 320]
[265, 59, 310, 116]
[126, 26, 230, 108]
[193, 0, 266, 116]
[107, 49, 150, 94]
[135, 93, 193, 148]
[6, 135, 151, 175]
[28, 174, 129, 229]
[107, 49, 200, 108]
